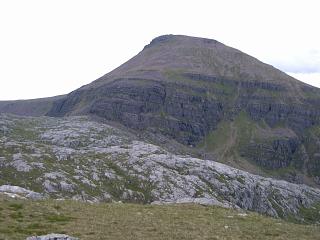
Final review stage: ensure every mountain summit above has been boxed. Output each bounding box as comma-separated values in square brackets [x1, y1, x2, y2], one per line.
[2, 35, 320, 186]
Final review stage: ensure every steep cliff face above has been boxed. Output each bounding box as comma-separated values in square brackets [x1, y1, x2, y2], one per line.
[48, 71, 319, 146]
[48, 77, 224, 144]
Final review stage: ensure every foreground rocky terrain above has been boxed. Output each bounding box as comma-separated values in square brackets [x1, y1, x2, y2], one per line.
[1, 113, 320, 222]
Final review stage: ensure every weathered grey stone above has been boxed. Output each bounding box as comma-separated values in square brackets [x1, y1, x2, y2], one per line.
[26, 233, 78, 240]
[11, 153, 32, 172]
[0, 185, 44, 200]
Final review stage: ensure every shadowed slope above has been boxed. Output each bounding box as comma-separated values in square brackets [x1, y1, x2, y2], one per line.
[0, 95, 65, 117]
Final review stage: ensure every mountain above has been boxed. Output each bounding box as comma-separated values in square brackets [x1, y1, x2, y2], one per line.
[43, 35, 320, 186]
[1, 35, 320, 222]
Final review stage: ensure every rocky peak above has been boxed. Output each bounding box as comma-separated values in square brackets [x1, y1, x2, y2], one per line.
[144, 34, 175, 49]
[144, 34, 220, 49]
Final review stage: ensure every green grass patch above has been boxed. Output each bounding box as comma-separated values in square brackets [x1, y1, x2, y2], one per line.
[164, 69, 236, 100]
[198, 121, 231, 152]
[299, 203, 320, 224]
[45, 214, 73, 223]
[0, 195, 319, 240]
[233, 111, 257, 148]
[8, 203, 23, 211]
[9, 211, 23, 220]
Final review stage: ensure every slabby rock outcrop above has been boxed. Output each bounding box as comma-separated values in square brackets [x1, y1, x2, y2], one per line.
[1, 114, 320, 221]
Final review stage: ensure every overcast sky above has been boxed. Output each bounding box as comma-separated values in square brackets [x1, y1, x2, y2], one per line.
[0, 0, 319, 100]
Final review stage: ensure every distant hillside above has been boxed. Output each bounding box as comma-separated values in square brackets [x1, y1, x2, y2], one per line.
[0, 95, 65, 116]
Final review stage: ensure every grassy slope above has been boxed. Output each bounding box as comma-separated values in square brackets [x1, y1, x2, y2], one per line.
[0, 196, 319, 240]
[197, 111, 265, 173]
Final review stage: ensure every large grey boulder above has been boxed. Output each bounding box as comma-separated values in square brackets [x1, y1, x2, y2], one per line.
[26, 233, 78, 240]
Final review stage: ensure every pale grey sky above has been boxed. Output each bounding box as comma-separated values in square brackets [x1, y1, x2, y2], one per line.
[0, 0, 319, 100]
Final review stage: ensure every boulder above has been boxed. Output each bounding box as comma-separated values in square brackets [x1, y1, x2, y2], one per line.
[26, 233, 78, 240]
